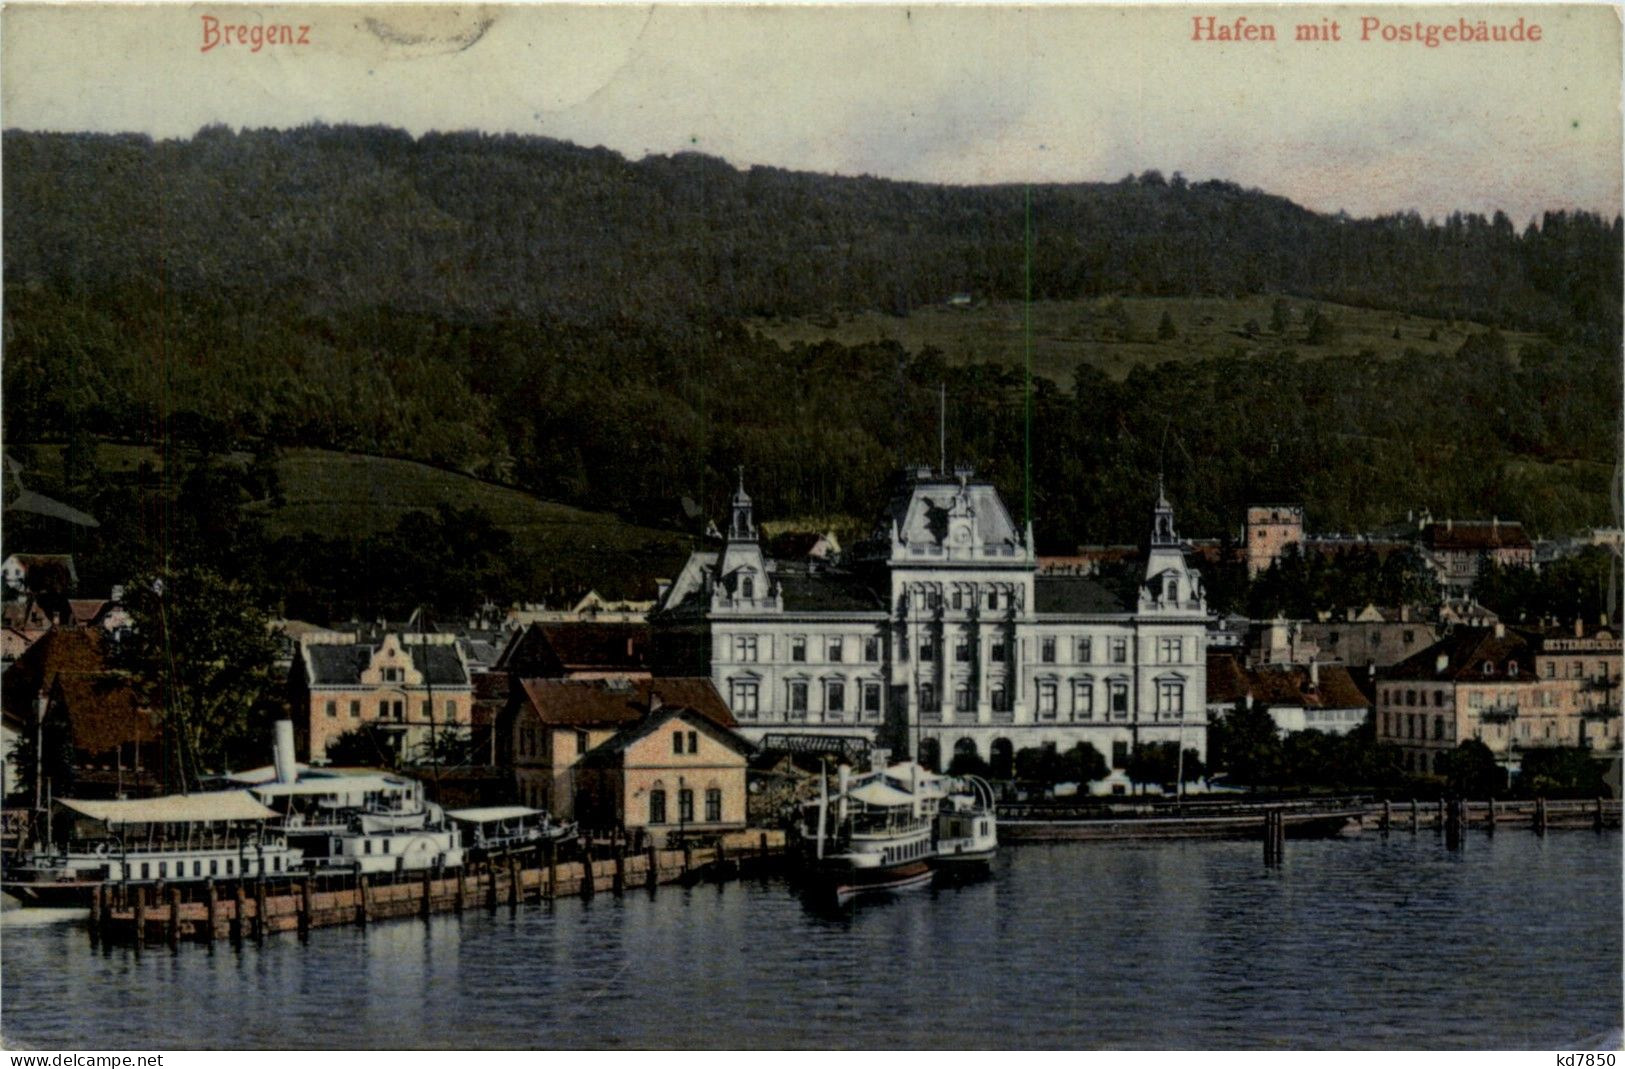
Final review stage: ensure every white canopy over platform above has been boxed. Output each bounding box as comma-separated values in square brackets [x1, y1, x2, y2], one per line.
[60, 791, 277, 825]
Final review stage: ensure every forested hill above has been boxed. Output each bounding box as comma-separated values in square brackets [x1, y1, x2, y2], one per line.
[4, 125, 1621, 553]
[5, 125, 1619, 333]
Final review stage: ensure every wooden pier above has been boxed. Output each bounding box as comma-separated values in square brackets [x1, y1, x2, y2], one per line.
[89, 829, 785, 947]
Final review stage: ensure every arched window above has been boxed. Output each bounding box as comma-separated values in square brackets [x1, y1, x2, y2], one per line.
[955, 684, 973, 713]
[741, 576, 754, 598]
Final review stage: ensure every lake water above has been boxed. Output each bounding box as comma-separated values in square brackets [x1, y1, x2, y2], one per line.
[2, 830, 1619, 1049]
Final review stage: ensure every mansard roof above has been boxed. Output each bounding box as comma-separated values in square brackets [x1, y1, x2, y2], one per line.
[775, 566, 885, 613]
[873, 469, 1023, 552]
[1033, 576, 1129, 614]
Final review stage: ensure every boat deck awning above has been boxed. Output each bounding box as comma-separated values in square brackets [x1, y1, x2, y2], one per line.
[250, 774, 410, 797]
[445, 806, 545, 823]
[846, 781, 916, 808]
[59, 791, 278, 826]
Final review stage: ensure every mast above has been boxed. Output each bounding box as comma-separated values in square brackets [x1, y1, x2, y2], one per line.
[939, 382, 946, 476]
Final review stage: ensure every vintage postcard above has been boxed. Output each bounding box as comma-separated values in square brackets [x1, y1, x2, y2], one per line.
[0, 1, 1620, 1055]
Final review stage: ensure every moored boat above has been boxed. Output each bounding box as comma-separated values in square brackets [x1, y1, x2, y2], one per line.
[445, 806, 575, 862]
[1, 791, 303, 907]
[799, 762, 935, 903]
[929, 773, 998, 869]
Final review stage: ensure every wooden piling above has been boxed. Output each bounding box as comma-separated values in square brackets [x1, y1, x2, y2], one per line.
[133, 887, 147, 949]
[88, 884, 102, 946]
[613, 843, 626, 894]
[484, 862, 497, 910]
[1596, 797, 1606, 832]
[167, 887, 182, 947]
[254, 880, 267, 943]
[1486, 798, 1496, 833]
[421, 870, 433, 918]
[1409, 798, 1419, 833]
[682, 842, 693, 879]
[456, 870, 467, 914]
[203, 879, 218, 944]
[581, 845, 596, 901]
[646, 845, 659, 891]
[232, 883, 247, 944]
[1381, 800, 1391, 835]
[1535, 796, 1548, 836]
[506, 853, 520, 907]
[1435, 797, 1446, 833]
[356, 873, 370, 926]
[298, 880, 313, 936]
[546, 839, 558, 901]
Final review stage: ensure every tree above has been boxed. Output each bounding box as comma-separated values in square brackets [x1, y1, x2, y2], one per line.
[1270, 298, 1292, 334]
[115, 565, 287, 790]
[325, 726, 400, 769]
[1440, 739, 1506, 797]
[1126, 741, 1200, 791]
[1306, 307, 1339, 345]
[1210, 700, 1284, 788]
[1518, 748, 1606, 798]
[1157, 310, 1178, 340]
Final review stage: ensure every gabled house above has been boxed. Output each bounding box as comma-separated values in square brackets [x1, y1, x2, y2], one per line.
[1205, 652, 1371, 736]
[288, 632, 473, 762]
[503, 676, 734, 818]
[2, 553, 77, 595]
[0, 628, 160, 799]
[574, 702, 754, 843]
[494, 621, 651, 680]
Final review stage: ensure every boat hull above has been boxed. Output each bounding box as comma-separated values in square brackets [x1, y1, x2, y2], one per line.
[826, 859, 934, 901]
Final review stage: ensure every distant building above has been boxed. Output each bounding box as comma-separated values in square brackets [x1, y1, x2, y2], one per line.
[1375, 621, 1621, 776]
[504, 592, 654, 628]
[1, 554, 77, 595]
[288, 631, 474, 762]
[574, 701, 753, 843]
[1419, 519, 1534, 591]
[494, 622, 651, 681]
[1296, 604, 1439, 670]
[1206, 652, 1371, 736]
[503, 676, 733, 819]
[1245, 505, 1304, 577]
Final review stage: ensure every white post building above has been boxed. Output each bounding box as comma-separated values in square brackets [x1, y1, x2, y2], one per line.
[651, 467, 1211, 775]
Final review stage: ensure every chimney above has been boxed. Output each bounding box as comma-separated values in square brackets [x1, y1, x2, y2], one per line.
[1575, 618, 1585, 638]
[1435, 652, 1449, 675]
[1309, 659, 1320, 690]
[273, 719, 297, 784]
[1494, 622, 1506, 639]
[1447, 518, 1453, 532]
[1400, 606, 1410, 623]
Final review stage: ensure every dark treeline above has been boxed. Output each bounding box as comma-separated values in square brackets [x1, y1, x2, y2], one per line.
[4, 125, 1620, 552]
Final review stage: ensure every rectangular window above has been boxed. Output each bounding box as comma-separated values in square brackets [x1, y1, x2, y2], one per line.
[991, 639, 1007, 663]
[576, 730, 588, 756]
[1111, 638, 1128, 664]
[1038, 681, 1058, 718]
[789, 681, 808, 715]
[672, 730, 684, 755]
[1110, 682, 1129, 718]
[1074, 682, 1094, 720]
[952, 591, 964, 610]
[863, 683, 881, 714]
[864, 637, 880, 663]
[350, 700, 361, 718]
[828, 636, 843, 662]
[394, 701, 404, 721]
[988, 590, 999, 610]
[446, 699, 455, 719]
[1157, 680, 1185, 715]
[649, 790, 666, 825]
[325, 700, 337, 718]
[678, 789, 694, 823]
[422, 700, 431, 719]
[687, 731, 698, 754]
[705, 789, 722, 823]
[791, 637, 807, 663]
[955, 639, 970, 662]
[379, 700, 390, 718]
[732, 679, 760, 715]
[1077, 638, 1093, 663]
[736, 635, 758, 662]
[919, 683, 938, 712]
[827, 682, 845, 713]
[991, 684, 1011, 713]
[1158, 637, 1181, 664]
[920, 638, 935, 662]
[1041, 638, 1057, 663]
